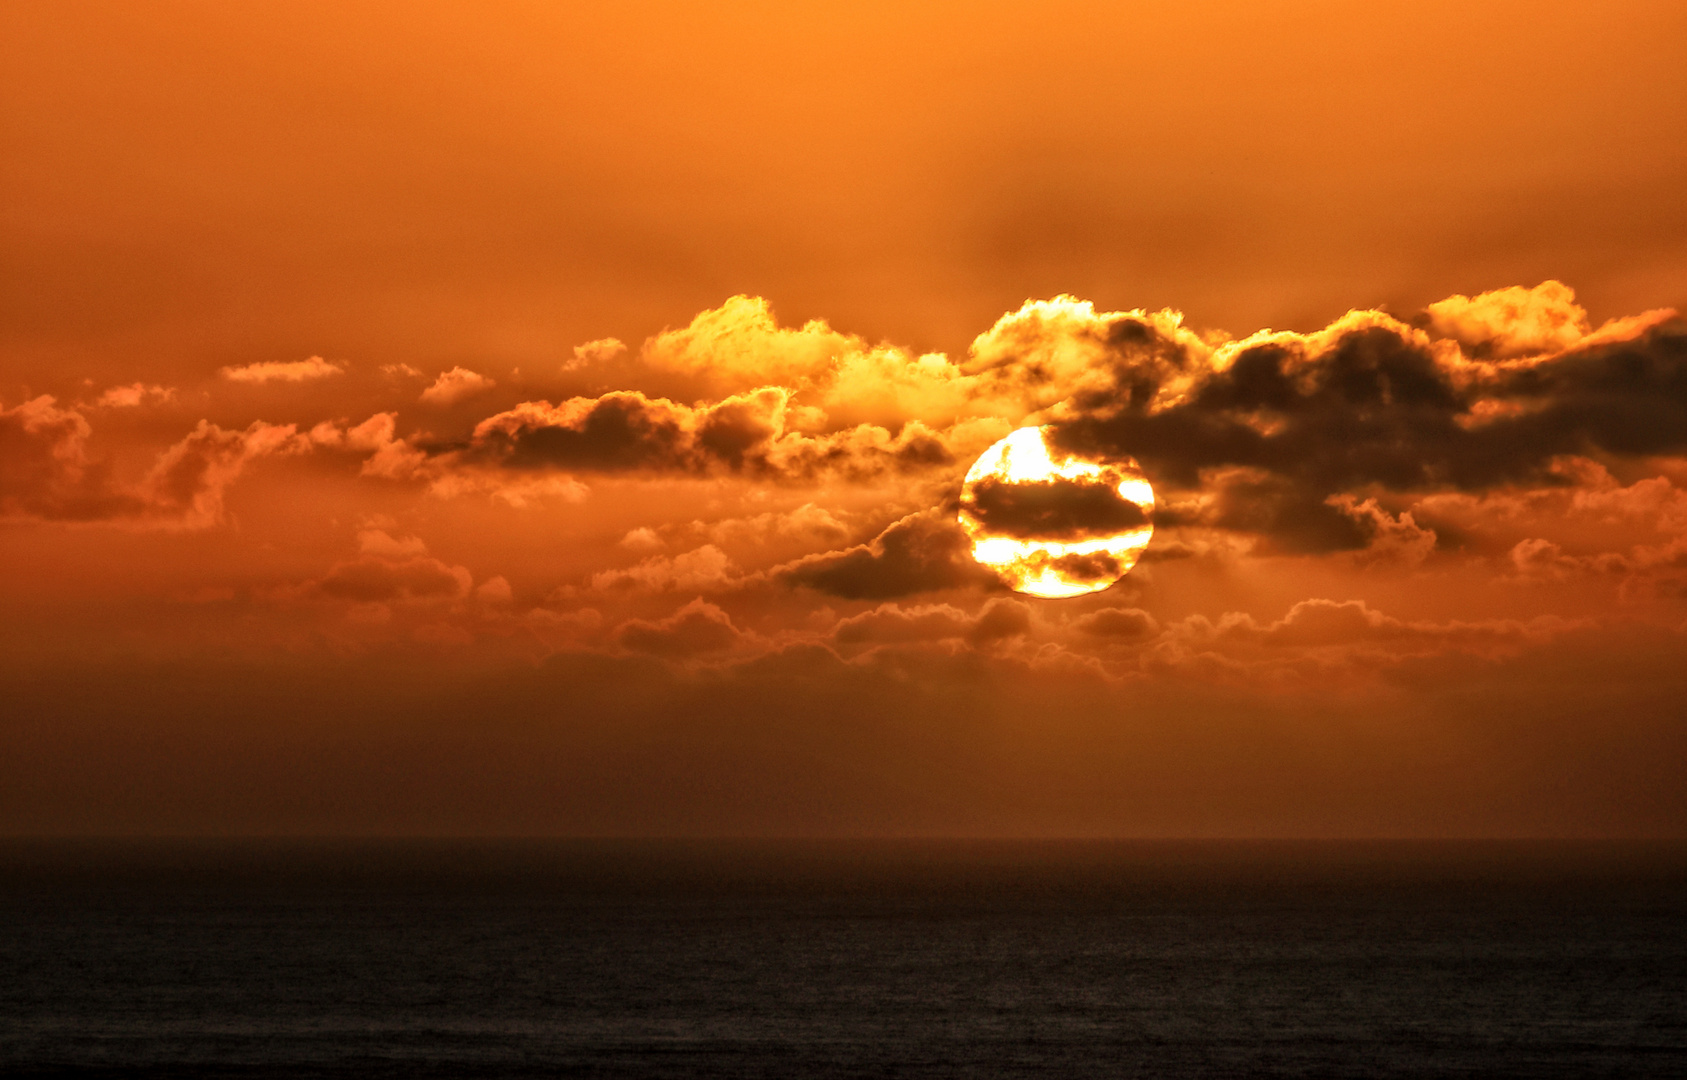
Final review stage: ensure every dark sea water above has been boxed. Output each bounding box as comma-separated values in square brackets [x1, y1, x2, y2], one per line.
[2, 840, 1684, 1078]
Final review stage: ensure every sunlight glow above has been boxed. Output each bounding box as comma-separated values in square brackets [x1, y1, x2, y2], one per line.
[959, 426, 1155, 599]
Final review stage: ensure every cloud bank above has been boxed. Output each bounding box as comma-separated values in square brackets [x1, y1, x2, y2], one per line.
[4, 281, 1684, 677]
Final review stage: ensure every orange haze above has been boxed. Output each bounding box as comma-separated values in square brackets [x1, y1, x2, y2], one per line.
[3, 1, 1686, 836]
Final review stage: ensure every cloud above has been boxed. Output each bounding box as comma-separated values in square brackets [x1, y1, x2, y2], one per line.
[1404, 458, 1687, 567]
[619, 526, 665, 553]
[1156, 471, 1438, 560]
[425, 470, 590, 508]
[1567, 469, 1687, 529]
[92, 383, 176, 409]
[700, 503, 851, 549]
[831, 597, 1030, 647]
[315, 530, 474, 603]
[651, 297, 979, 429]
[961, 474, 1150, 542]
[613, 598, 743, 656]
[1, 395, 306, 528]
[308, 414, 587, 506]
[471, 389, 779, 473]
[456, 387, 956, 482]
[775, 509, 998, 599]
[642, 295, 855, 389]
[420, 366, 497, 405]
[1325, 495, 1437, 567]
[221, 356, 343, 383]
[307, 413, 428, 479]
[16, 286, 1685, 628]
[637, 294, 1213, 434]
[1072, 606, 1159, 639]
[1046, 285, 1685, 552]
[1425, 281, 1589, 359]
[475, 576, 514, 605]
[591, 545, 737, 593]
[962, 296, 1206, 420]
[141, 419, 308, 528]
[396, 285, 1684, 562]
[269, 530, 494, 637]
[1507, 532, 1687, 599]
[1157, 469, 1370, 554]
[1, 395, 134, 522]
[564, 337, 627, 371]
[1161, 598, 1574, 660]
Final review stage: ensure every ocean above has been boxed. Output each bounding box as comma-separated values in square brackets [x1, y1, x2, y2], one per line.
[2, 840, 1684, 1077]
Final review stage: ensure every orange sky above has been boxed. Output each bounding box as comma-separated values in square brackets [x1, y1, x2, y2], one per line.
[3, 1, 1686, 836]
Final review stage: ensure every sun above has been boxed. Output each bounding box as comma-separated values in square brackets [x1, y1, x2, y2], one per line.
[958, 426, 1154, 599]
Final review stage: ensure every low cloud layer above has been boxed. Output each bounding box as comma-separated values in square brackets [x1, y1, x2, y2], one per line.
[4, 283, 1685, 683]
[344, 283, 1686, 569]
[4, 282, 1687, 839]
[8, 280, 1684, 587]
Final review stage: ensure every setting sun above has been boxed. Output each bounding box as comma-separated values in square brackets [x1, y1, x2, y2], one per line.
[958, 426, 1155, 598]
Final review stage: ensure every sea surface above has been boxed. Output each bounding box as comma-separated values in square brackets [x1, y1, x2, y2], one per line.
[2, 839, 1684, 1078]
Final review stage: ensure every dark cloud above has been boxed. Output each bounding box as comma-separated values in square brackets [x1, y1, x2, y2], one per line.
[776, 510, 999, 600]
[458, 389, 954, 483]
[695, 395, 783, 468]
[1483, 326, 1687, 463]
[1052, 316, 1687, 550]
[959, 475, 1149, 542]
[1156, 471, 1373, 554]
[483, 392, 701, 473]
[1055, 324, 1469, 491]
[1045, 549, 1125, 584]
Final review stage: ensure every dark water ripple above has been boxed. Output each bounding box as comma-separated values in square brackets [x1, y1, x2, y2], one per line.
[2, 840, 1684, 1078]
